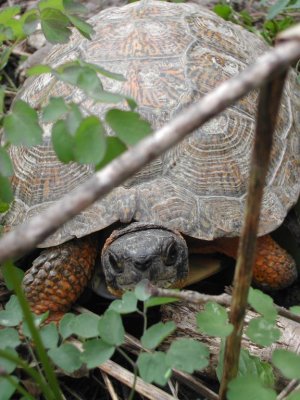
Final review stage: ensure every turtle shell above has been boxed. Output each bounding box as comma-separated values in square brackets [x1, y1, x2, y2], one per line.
[3, 0, 300, 247]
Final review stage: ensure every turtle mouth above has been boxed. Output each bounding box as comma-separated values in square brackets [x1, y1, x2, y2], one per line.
[99, 222, 189, 296]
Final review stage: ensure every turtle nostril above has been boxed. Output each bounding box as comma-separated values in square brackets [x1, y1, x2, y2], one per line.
[134, 259, 152, 272]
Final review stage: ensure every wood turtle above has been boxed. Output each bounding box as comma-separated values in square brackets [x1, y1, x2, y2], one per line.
[3, 0, 300, 321]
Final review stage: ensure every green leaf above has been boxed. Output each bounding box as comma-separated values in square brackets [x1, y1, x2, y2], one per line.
[67, 15, 94, 39]
[267, 0, 290, 20]
[286, 391, 300, 400]
[0, 86, 4, 115]
[48, 343, 82, 373]
[81, 339, 115, 369]
[106, 109, 152, 146]
[4, 100, 43, 146]
[145, 296, 178, 308]
[141, 321, 176, 350]
[98, 310, 125, 346]
[42, 97, 68, 122]
[92, 90, 125, 104]
[59, 313, 76, 339]
[137, 352, 171, 386]
[96, 136, 127, 171]
[0, 295, 22, 327]
[227, 375, 276, 400]
[71, 313, 100, 338]
[0, 6, 21, 23]
[65, 103, 82, 134]
[0, 25, 14, 42]
[40, 8, 72, 44]
[63, 0, 87, 13]
[108, 291, 138, 314]
[82, 62, 126, 82]
[22, 10, 39, 35]
[40, 323, 59, 349]
[74, 116, 106, 164]
[55, 64, 103, 96]
[166, 338, 209, 373]
[196, 301, 233, 338]
[0, 176, 13, 203]
[126, 97, 137, 111]
[0, 148, 13, 177]
[0, 328, 21, 349]
[217, 342, 275, 386]
[38, 0, 64, 11]
[0, 46, 12, 70]
[246, 317, 280, 346]
[0, 262, 21, 291]
[27, 64, 52, 76]
[238, 349, 275, 387]
[0, 202, 10, 213]
[213, 4, 233, 20]
[289, 306, 300, 315]
[248, 288, 277, 322]
[134, 280, 151, 301]
[51, 119, 75, 163]
[272, 349, 300, 379]
[0, 376, 18, 400]
[0, 348, 18, 374]
[22, 312, 49, 338]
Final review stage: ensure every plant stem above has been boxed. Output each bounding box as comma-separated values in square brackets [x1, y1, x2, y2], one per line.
[2, 70, 17, 91]
[4, 261, 63, 400]
[0, 348, 54, 399]
[4, 374, 35, 400]
[116, 347, 138, 400]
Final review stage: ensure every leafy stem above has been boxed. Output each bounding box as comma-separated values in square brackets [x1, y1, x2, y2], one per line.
[3, 261, 63, 400]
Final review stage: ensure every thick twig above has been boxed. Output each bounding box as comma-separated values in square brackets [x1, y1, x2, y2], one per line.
[0, 36, 300, 261]
[218, 63, 290, 399]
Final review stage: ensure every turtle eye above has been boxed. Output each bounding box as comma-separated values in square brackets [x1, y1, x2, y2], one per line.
[164, 240, 178, 266]
[108, 251, 122, 272]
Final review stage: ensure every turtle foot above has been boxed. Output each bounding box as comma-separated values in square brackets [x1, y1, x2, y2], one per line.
[22, 236, 98, 321]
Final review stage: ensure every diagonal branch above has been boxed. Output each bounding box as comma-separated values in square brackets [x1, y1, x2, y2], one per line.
[0, 33, 300, 262]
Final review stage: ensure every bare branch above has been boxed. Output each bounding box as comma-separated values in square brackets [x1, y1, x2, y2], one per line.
[0, 37, 300, 262]
[219, 66, 289, 398]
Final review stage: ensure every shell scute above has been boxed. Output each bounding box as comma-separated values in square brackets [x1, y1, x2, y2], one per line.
[3, 0, 300, 246]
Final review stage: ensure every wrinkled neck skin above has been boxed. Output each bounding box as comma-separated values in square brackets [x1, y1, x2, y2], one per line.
[97, 222, 189, 296]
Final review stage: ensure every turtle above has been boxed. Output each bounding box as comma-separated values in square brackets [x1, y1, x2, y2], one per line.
[2, 0, 300, 322]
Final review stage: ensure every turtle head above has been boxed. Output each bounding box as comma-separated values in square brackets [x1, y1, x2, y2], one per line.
[100, 223, 188, 296]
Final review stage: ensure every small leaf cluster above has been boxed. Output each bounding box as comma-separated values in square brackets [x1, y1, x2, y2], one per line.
[0, 0, 93, 46]
[195, 287, 300, 399]
[0, 23, 152, 214]
[213, 0, 300, 45]
[0, 285, 210, 399]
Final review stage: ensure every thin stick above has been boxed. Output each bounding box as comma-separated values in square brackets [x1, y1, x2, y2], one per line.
[277, 379, 299, 400]
[99, 360, 177, 400]
[71, 338, 177, 400]
[0, 36, 300, 262]
[101, 371, 119, 400]
[75, 306, 219, 400]
[218, 71, 289, 398]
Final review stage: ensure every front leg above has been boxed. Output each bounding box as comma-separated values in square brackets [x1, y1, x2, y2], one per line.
[22, 236, 98, 322]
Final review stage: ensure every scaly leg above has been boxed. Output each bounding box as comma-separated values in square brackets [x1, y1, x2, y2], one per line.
[189, 234, 297, 290]
[22, 236, 98, 322]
